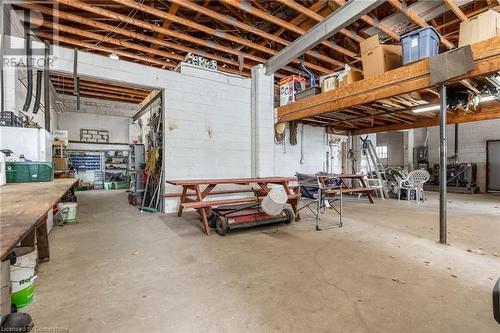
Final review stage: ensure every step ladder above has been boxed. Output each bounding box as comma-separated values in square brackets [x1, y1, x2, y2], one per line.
[360, 136, 389, 199]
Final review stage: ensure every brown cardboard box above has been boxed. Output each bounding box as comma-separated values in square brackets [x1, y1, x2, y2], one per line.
[339, 70, 363, 88]
[53, 157, 68, 171]
[321, 77, 338, 92]
[458, 10, 500, 47]
[360, 34, 380, 54]
[361, 45, 402, 78]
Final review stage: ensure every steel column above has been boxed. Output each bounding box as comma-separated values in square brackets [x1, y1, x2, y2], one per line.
[264, 0, 384, 74]
[439, 84, 447, 244]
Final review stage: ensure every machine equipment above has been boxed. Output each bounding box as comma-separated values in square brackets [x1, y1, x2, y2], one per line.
[432, 162, 478, 192]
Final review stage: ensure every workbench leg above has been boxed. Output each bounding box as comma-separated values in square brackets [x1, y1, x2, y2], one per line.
[36, 217, 50, 262]
[178, 187, 187, 217]
[195, 186, 210, 235]
[20, 229, 35, 248]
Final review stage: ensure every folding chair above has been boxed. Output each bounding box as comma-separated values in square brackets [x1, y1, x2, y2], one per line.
[296, 173, 342, 230]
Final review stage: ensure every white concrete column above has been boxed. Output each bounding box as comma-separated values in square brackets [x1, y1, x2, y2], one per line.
[251, 64, 274, 177]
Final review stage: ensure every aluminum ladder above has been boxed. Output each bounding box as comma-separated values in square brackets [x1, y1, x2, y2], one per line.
[360, 136, 389, 199]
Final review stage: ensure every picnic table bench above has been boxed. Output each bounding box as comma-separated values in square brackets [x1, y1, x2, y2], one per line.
[164, 177, 298, 235]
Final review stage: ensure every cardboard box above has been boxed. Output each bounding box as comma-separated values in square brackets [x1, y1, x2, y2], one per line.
[279, 76, 306, 106]
[338, 70, 363, 88]
[361, 45, 402, 78]
[321, 77, 338, 92]
[360, 34, 381, 54]
[458, 9, 500, 47]
[53, 157, 68, 171]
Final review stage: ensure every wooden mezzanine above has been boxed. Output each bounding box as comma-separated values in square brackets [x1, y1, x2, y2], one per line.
[277, 36, 500, 135]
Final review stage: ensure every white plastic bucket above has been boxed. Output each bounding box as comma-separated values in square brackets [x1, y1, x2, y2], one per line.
[11, 248, 37, 309]
[57, 202, 78, 223]
[0, 152, 6, 186]
[261, 188, 288, 216]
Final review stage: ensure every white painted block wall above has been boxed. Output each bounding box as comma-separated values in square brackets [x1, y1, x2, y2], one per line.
[59, 112, 131, 143]
[36, 41, 342, 213]
[273, 125, 340, 176]
[415, 119, 500, 192]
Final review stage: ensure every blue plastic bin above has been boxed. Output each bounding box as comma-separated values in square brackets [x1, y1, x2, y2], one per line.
[401, 27, 440, 64]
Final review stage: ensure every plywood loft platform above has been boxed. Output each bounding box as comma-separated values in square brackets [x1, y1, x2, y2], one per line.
[277, 36, 500, 134]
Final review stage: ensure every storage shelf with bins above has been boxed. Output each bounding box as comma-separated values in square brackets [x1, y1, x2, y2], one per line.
[104, 149, 130, 190]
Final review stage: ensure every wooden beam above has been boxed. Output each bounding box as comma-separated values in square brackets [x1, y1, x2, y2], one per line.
[276, 0, 365, 43]
[51, 75, 150, 95]
[148, 3, 179, 57]
[217, 0, 360, 60]
[248, 1, 327, 56]
[331, 0, 400, 41]
[25, 16, 176, 68]
[387, 0, 455, 49]
[51, 80, 149, 98]
[55, 87, 143, 103]
[161, 0, 345, 71]
[352, 102, 500, 134]
[277, 36, 500, 122]
[36, 31, 174, 68]
[53, 0, 322, 74]
[442, 0, 469, 22]
[19, 2, 252, 76]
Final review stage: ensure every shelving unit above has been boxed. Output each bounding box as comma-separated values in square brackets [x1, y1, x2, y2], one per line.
[68, 152, 105, 189]
[104, 149, 130, 190]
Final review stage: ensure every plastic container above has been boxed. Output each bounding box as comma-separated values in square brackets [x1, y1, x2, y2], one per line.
[11, 247, 37, 309]
[57, 202, 78, 224]
[6, 162, 54, 183]
[0, 112, 22, 127]
[261, 188, 288, 216]
[401, 27, 440, 64]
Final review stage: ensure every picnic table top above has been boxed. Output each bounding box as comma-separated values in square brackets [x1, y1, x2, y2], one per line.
[166, 177, 297, 186]
[0, 178, 78, 260]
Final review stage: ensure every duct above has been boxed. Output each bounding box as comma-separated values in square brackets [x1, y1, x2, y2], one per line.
[22, 32, 33, 112]
[73, 48, 80, 111]
[32, 70, 42, 114]
[43, 41, 51, 129]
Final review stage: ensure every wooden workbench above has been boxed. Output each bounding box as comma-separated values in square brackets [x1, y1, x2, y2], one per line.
[0, 178, 78, 261]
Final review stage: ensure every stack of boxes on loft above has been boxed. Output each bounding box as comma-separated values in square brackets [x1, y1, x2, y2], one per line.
[279, 9, 500, 108]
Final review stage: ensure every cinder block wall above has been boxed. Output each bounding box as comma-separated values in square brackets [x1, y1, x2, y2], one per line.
[40, 41, 343, 213]
[415, 119, 500, 192]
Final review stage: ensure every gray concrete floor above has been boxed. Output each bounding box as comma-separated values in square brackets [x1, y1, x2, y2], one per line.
[29, 190, 500, 332]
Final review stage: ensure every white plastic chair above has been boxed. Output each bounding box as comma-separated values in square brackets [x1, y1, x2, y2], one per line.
[398, 169, 430, 203]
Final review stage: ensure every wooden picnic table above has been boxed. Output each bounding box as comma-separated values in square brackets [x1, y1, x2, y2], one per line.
[318, 174, 375, 204]
[0, 178, 78, 261]
[165, 177, 298, 235]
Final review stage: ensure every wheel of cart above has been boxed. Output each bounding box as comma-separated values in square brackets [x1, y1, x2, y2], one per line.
[282, 206, 295, 224]
[215, 216, 230, 236]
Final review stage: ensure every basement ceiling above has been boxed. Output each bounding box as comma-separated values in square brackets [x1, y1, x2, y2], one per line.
[14, 0, 498, 80]
[50, 73, 152, 104]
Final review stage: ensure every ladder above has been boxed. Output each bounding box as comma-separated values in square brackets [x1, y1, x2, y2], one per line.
[360, 136, 389, 199]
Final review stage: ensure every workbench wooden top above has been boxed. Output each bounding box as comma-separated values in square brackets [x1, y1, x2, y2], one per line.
[0, 179, 78, 260]
[166, 177, 297, 186]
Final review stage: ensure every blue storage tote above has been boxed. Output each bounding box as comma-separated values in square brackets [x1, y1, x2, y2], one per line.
[401, 27, 440, 64]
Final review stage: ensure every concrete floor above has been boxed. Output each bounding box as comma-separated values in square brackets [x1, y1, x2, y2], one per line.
[29, 190, 500, 332]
